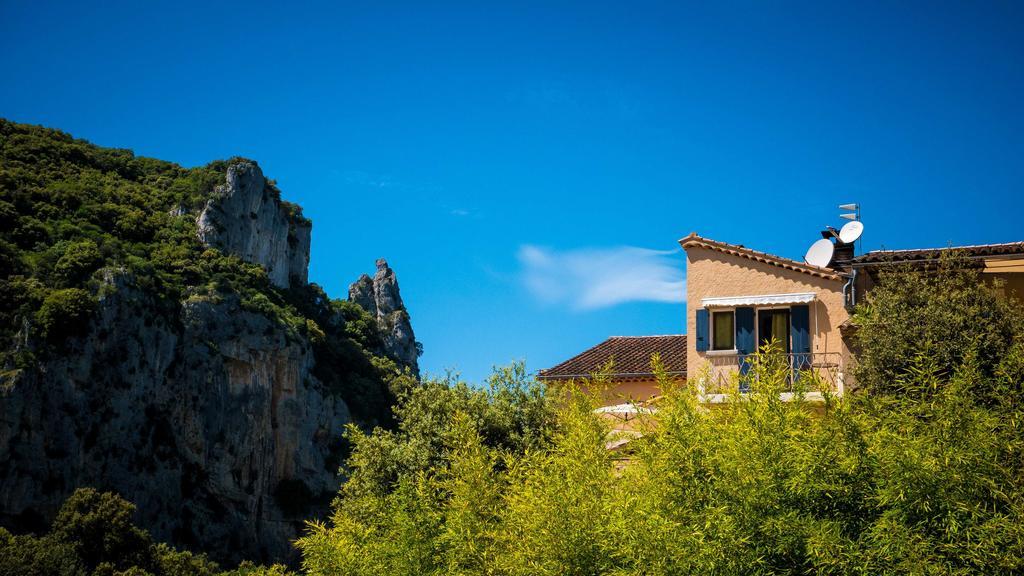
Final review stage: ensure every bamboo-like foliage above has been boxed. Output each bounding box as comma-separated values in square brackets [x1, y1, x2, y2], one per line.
[299, 266, 1024, 576]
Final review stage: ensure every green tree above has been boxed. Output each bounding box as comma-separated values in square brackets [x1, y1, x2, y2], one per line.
[336, 361, 554, 503]
[35, 287, 97, 342]
[299, 262, 1024, 575]
[50, 488, 154, 573]
[53, 240, 102, 286]
[0, 488, 295, 575]
[0, 526, 85, 576]
[853, 252, 1023, 401]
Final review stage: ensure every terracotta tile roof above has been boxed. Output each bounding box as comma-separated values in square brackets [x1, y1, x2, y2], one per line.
[853, 241, 1024, 265]
[679, 232, 845, 281]
[538, 335, 687, 380]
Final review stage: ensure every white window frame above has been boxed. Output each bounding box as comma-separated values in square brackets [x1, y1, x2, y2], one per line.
[708, 307, 737, 355]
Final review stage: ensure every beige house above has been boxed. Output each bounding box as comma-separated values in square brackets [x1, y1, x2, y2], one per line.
[681, 233, 852, 400]
[536, 334, 686, 404]
[540, 229, 1024, 452]
[537, 335, 686, 441]
[541, 231, 1024, 409]
[852, 241, 1024, 304]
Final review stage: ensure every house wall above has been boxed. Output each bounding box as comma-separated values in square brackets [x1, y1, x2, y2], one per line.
[684, 245, 851, 384]
[544, 377, 678, 407]
[599, 379, 664, 404]
[994, 272, 1024, 302]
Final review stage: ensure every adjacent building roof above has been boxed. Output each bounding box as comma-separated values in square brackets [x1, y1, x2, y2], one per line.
[537, 335, 687, 381]
[679, 233, 845, 281]
[853, 241, 1024, 265]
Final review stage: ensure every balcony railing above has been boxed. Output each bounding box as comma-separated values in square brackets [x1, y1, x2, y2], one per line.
[700, 352, 844, 397]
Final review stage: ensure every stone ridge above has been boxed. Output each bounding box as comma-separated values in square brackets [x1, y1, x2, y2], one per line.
[196, 161, 311, 289]
[348, 259, 421, 375]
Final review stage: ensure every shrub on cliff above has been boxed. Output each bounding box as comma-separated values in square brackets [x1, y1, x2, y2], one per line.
[52, 240, 102, 286]
[35, 288, 96, 342]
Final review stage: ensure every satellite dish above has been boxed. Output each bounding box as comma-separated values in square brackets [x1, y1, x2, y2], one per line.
[839, 220, 864, 244]
[805, 239, 835, 268]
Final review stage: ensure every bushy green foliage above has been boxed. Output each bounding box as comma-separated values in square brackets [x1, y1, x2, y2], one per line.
[35, 287, 96, 341]
[333, 362, 555, 505]
[0, 119, 231, 349]
[853, 252, 1024, 402]
[52, 240, 103, 285]
[299, 264, 1024, 576]
[0, 488, 295, 576]
[297, 364, 562, 576]
[0, 526, 84, 576]
[50, 488, 154, 571]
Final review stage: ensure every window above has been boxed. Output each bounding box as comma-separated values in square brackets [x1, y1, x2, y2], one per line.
[712, 310, 734, 351]
[757, 308, 791, 353]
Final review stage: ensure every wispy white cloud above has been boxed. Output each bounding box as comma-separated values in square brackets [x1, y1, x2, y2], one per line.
[517, 245, 685, 310]
[338, 170, 441, 193]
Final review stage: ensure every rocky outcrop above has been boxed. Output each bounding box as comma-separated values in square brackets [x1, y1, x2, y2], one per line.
[0, 270, 349, 565]
[349, 259, 421, 375]
[0, 161, 418, 566]
[197, 162, 311, 289]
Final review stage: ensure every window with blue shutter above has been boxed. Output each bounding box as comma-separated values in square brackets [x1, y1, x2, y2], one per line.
[791, 304, 811, 371]
[735, 307, 755, 389]
[735, 307, 755, 354]
[695, 308, 709, 352]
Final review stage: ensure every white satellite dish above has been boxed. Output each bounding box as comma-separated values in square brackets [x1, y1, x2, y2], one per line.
[839, 220, 864, 244]
[805, 239, 835, 268]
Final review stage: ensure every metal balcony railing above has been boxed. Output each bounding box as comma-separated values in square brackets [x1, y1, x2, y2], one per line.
[701, 352, 844, 396]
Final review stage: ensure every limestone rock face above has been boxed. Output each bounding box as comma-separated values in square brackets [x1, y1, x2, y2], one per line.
[0, 270, 349, 565]
[197, 162, 311, 289]
[348, 259, 421, 375]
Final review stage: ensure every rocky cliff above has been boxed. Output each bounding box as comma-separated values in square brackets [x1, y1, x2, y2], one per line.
[196, 161, 311, 290]
[0, 273, 350, 564]
[0, 120, 419, 566]
[349, 259, 421, 375]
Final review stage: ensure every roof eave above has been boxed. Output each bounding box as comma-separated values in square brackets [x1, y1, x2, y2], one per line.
[537, 371, 687, 382]
[680, 233, 845, 281]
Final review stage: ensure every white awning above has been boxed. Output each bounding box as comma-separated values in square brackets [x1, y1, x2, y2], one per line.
[593, 403, 657, 415]
[701, 292, 816, 308]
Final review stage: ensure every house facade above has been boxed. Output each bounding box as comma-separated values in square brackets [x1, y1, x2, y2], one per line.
[681, 233, 852, 399]
[540, 230, 1024, 407]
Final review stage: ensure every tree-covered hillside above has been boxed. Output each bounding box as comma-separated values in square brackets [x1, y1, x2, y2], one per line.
[0, 119, 411, 420]
[0, 119, 418, 565]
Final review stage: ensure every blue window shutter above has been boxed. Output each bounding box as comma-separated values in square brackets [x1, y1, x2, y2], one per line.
[735, 307, 755, 354]
[791, 305, 810, 353]
[791, 304, 811, 370]
[736, 307, 756, 387]
[695, 308, 709, 352]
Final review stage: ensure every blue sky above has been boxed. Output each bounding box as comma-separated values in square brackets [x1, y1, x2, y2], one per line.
[3, 1, 1023, 382]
